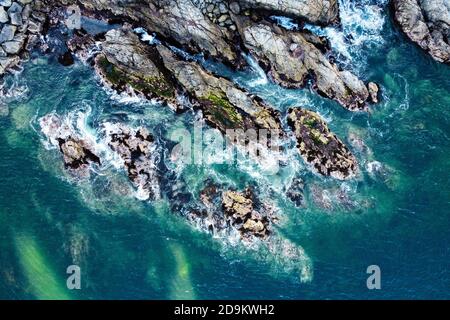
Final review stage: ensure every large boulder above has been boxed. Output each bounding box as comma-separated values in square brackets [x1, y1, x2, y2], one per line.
[393, 0, 450, 64]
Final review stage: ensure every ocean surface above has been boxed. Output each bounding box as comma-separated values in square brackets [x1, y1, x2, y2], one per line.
[0, 0, 449, 299]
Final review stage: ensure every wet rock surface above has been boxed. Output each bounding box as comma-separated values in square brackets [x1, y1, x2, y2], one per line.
[234, 17, 372, 111]
[393, 0, 450, 64]
[94, 27, 178, 108]
[287, 108, 358, 180]
[191, 183, 276, 242]
[104, 123, 160, 201]
[39, 113, 101, 175]
[236, 0, 339, 25]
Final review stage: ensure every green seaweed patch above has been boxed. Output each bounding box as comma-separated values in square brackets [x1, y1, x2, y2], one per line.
[201, 93, 245, 130]
[97, 56, 174, 99]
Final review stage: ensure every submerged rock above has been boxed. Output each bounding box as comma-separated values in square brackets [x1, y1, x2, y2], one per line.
[287, 108, 358, 180]
[285, 176, 305, 207]
[393, 0, 450, 64]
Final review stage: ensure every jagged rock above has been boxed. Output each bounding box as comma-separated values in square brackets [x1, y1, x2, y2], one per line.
[66, 29, 96, 61]
[0, 55, 19, 74]
[0, 24, 16, 43]
[7, 2, 23, 15]
[0, 7, 8, 23]
[0, 0, 12, 6]
[39, 113, 101, 172]
[27, 19, 43, 33]
[94, 28, 178, 107]
[58, 137, 101, 169]
[193, 183, 275, 241]
[234, 17, 371, 111]
[156, 45, 282, 132]
[237, 0, 339, 25]
[55, 0, 243, 67]
[104, 123, 160, 200]
[393, 0, 450, 64]
[287, 108, 358, 180]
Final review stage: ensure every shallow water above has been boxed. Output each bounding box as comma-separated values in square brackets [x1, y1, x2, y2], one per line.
[0, 1, 450, 299]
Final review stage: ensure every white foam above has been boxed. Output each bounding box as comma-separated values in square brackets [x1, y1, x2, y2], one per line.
[304, 0, 388, 68]
[244, 53, 269, 86]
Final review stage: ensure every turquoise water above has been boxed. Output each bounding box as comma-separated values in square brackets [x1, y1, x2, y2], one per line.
[0, 1, 450, 299]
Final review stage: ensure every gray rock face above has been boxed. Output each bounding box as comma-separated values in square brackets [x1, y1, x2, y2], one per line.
[95, 28, 281, 133]
[156, 44, 282, 132]
[0, 25, 16, 43]
[235, 18, 370, 111]
[237, 0, 339, 25]
[2, 39, 22, 53]
[287, 108, 358, 180]
[393, 0, 450, 64]
[0, 0, 12, 6]
[94, 27, 178, 106]
[0, 7, 8, 23]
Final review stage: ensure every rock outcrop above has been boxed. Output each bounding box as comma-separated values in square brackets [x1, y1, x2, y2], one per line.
[94, 27, 178, 108]
[236, 0, 339, 25]
[156, 45, 282, 132]
[93, 27, 282, 133]
[234, 17, 372, 111]
[191, 183, 276, 242]
[39, 113, 101, 175]
[287, 108, 358, 180]
[36, 0, 378, 111]
[104, 123, 160, 201]
[393, 0, 450, 64]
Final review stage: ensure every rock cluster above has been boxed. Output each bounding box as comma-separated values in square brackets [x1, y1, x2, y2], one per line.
[191, 183, 275, 242]
[0, 0, 46, 75]
[104, 123, 160, 201]
[393, 0, 449, 64]
[287, 108, 358, 180]
[193, 0, 236, 31]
